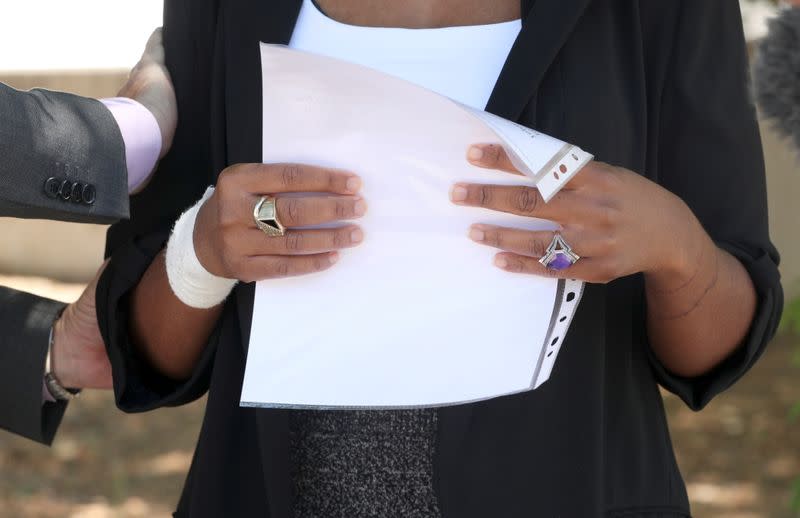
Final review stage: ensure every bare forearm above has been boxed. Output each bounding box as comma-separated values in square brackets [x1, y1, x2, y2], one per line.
[130, 250, 223, 380]
[645, 231, 757, 378]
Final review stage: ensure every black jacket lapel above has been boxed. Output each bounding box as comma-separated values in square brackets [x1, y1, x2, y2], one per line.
[221, 3, 302, 518]
[224, 0, 301, 169]
[486, 0, 592, 121]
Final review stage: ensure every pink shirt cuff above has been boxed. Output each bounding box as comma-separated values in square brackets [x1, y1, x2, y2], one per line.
[100, 98, 162, 193]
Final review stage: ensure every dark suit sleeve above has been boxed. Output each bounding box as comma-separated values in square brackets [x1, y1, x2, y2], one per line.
[0, 287, 68, 444]
[646, 1, 783, 410]
[0, 83, 129, 223]
[97, 0, 222, 413]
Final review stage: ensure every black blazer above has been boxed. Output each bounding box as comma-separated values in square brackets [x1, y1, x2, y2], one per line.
[97, 1, 783, 516]
[0, 84, 128, 444]
[0, 288, 68, 444]
[0, 84, 128, 223]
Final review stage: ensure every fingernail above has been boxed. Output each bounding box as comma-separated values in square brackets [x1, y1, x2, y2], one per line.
[467, 146, 484, 161]
[329, 252, 340, 264]
[354, 199, 367, 216]
[450, 185, 468, 202]
[469, 227, 485, 242]
[494, 256, 508, 269]
[350, 228, 364, 243]
[346, 176, 362, 193]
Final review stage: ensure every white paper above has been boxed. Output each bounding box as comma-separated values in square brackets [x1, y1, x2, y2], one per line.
[240, 45, 589, 409]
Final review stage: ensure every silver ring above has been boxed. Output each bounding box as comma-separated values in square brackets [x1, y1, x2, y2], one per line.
[253, 195, 285, 237]
[539, 233, 580, 271]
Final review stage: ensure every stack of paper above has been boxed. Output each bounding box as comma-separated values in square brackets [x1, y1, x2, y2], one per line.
[240, 45, 590, 409]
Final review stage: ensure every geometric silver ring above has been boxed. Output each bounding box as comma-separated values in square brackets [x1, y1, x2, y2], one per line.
[538, 232, 580, 271]
[253, 195, 286, 237]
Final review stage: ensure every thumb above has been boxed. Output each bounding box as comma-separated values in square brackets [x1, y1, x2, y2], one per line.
[140, 27, 166, 66]
[466, 143, 523, 175]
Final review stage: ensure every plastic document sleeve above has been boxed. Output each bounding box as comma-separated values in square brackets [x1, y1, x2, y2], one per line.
[240, 44, 591, 409]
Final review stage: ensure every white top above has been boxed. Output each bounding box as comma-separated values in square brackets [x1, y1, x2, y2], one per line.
[288, 0, 522, 110]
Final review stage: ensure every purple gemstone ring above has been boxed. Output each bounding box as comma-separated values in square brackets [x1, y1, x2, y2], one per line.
[539, 233, 580, 271]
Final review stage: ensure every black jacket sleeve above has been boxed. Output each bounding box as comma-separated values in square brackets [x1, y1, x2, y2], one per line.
[646, 0, 784, 410]
[97, 0, 223, 413]
[0, 287, 68, 444]
[0, 83, 128, 223]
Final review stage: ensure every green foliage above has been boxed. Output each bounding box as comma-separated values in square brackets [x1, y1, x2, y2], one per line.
[790, 401, 800, 423]
[781, 297, 800, 337]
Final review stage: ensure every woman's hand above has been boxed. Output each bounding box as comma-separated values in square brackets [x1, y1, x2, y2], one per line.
[453, 143, 759, 378]
[193, 163, 366, 283]
[129, 162, 366, 380]
[451, 144, 709, 288]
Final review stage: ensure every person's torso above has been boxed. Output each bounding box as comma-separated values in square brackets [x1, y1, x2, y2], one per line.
[174, 2, 691, 516]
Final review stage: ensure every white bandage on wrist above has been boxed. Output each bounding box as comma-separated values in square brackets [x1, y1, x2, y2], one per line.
[165, 186, 238, 309]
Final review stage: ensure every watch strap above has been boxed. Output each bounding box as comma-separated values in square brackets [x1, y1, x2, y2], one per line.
[44, 322, 81, 402]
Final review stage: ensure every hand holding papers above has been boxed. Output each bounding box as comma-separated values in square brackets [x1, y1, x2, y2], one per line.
[240, 45, 592, 409]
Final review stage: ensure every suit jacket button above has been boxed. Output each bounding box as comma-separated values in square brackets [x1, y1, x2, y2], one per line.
[59, 180, 73, 201]
[44, 177, 61, 198]
[81, 184, 96, 206]
[70, 182, 84, 204]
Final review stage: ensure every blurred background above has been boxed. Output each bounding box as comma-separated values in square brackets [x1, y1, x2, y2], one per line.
[0, 1, 799, 517]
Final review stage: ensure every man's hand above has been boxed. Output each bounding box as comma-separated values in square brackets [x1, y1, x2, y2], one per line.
[50, 263, 112, 390]
[119, 28, 178, 161]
